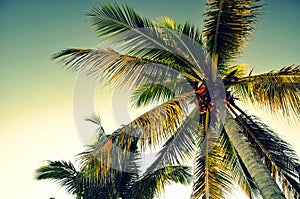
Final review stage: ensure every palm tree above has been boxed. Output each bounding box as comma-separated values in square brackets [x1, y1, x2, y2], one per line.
[35, 115, 191, 199]
[51, 1, 300, 198]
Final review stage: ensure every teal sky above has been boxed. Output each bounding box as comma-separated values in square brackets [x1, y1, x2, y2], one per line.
[0, 0, 299, 198]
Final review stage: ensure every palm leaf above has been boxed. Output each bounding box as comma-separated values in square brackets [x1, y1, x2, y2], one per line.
[146, 108, 199, 173]
[192, 133, 233, 199]
[130, 83, 176, 108]
[53, 3, 208, 89]
[77, 119, 140, 197]
[53, 48, 202, 91]
[117, 95, 192, 151]
[229, 65, 300, 117]
[228, 103, 300, 197]
[130, 78, 194, 108]
[88, 3, 158, 48]
[35, 160, 82, 196]
[220, 63, 248, 78]
[79, 95, 191, 181]
[191, 110, 258, 199]
[129, 165, 192, 199]
[88, 3, 204, 81]
[203, 0, 263, 73]
[156, 17, 207, 79]
[157, 17, 203, 45]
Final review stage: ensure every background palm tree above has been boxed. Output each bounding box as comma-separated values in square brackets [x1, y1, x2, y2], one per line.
[51, 1, 300, 198]
[35, 115, 191, 199]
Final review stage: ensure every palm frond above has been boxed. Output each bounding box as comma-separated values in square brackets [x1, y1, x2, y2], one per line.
[78, 95, 190, 182]
[146, 108, 199, 173]
[158, 17, 203, 45]
[35, 160, 81, 196]
[53, 48, 202, 91]
[130, 83, 175, 108]
[88, 3, 156, 46]
[190, 108, 258, 198]
[192, 133, 234, 199]
[53, 3, 207, 89]
[203, 0, 263, 72]
[130, 77, 194, 108]
[155, 17, 207, 79]
[78, 128, 140, 192]
[114, 94, 192, 151]
[129, 165, 192, 199]
[88, 3, 204, 81]
[230, 65, 300, 118]
[229, 103, 300, 197]
[220, 63, 248, 78]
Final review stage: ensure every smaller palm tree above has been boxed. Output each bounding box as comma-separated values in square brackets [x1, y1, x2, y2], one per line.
[35, 115, 192, 199]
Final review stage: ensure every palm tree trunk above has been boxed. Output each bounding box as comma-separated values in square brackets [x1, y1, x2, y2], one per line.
[224, 112, 285, 199]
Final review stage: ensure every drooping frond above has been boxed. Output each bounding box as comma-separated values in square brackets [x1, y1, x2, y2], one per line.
[79, 95, 191, 180]
[129, 165, 192, 199]
[228, 103, 300, 197]
[192, 132, 234, 199]
[191, 111, 236, 199]
[35, 160, 81, 196]
[85, 114, 105, 132]
[77, 123, 141, 198]
[203, 0, 263, 71]
[146, 108, 199, 172]
[189, 109, 258, 198]
[114, 95, 192, 151]
[230, 65, 300, 118]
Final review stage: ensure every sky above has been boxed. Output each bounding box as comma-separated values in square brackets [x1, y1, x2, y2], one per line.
[0, 0, 299, 198]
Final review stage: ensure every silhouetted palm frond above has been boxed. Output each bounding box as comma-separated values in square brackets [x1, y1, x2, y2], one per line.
[35, 160, 83, 197]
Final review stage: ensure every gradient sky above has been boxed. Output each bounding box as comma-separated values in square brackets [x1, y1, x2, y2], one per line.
[0, 0, 299, 198]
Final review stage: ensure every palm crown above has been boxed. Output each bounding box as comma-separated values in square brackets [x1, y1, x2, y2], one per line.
[51, 1, 300, 198]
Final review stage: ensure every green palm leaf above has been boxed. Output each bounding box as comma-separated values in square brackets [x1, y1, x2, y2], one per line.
[53, 48, 202, 91]
[88, 3, 204, 80]
[192, 112, 257, 199]
[129, 165, 192, 199]
[119, 95, 192, 150]
[229, 65, 300, 117]
[146, 108, 199, 172]
[130, 83, 176, 108]
[192, 134, 233, 199]
[157, 17, 203, 45]
[35, 160, 82, 197]
[130, 79, 193, 108]
[203, 0, 263, 73]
